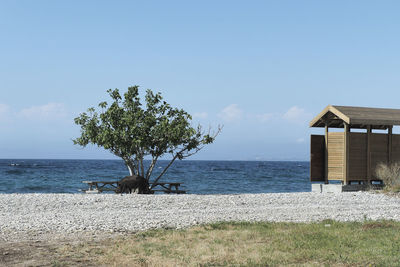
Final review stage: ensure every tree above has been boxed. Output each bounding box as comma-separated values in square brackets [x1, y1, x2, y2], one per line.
[73, 86, 221, 188]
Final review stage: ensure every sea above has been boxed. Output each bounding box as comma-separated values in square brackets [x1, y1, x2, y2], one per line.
[0, 159, 311, 194]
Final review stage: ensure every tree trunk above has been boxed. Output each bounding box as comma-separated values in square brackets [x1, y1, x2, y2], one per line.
[140, 157, 145, 177]
[125, 159, 136, 176]
[146, 156, 159, 181]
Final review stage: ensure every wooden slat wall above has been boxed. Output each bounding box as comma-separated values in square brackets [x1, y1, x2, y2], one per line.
[346, 133, 400, 181]
[370, 133, 388, 179]
[391, 135, 400, 163]
[311, 131, 400, 183]
[348, 132, 367, 180]
[310, 135, 325, 181]
[327, 132, 344, 180]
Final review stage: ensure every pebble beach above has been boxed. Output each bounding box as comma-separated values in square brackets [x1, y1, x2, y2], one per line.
[1, 192, 400, 242]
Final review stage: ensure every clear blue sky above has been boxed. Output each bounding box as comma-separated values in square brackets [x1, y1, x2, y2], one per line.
[1, 1, 400, 160]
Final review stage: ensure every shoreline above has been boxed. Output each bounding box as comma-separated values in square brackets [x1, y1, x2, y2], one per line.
[1, 192, 400, 243]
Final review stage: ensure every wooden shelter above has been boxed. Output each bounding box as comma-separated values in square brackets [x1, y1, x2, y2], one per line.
[310, 105, 400, 184]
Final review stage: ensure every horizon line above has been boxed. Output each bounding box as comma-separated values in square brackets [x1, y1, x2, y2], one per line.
[0, 158, 310, 162]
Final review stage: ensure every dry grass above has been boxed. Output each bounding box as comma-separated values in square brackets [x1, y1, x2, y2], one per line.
[50, 220, 400, 266]
[375, 162, 400, 192]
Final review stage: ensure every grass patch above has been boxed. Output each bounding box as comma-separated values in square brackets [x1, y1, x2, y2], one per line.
[54, 220, 400, 266]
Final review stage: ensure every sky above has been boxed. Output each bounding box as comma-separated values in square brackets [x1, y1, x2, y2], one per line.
[1, 1, 400, 161]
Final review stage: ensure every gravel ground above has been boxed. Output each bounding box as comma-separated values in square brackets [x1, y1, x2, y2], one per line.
[1, 192, 400, 242]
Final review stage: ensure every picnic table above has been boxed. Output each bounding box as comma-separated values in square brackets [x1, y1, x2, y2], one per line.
[150, 182, 186, 194]
[81, 180, 119, 193]
[81, 180, 186, 194]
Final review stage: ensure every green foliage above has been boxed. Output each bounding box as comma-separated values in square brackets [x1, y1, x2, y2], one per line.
[73, 86, 221, 184]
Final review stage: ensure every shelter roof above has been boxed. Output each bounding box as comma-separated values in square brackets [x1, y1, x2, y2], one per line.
[310, 105, 400, 129]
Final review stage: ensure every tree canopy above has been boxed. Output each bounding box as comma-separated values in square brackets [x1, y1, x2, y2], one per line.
[73, 86, 221, 187]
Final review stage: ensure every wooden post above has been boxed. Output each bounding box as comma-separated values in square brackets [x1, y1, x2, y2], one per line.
[388, 126, 393, 164]
[325, 124, 329, 184]
[367, 125, 372, 185]
[344, 123, 350, 185]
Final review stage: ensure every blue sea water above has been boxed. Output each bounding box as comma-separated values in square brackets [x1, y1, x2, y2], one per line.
[0, 159, 310, 194]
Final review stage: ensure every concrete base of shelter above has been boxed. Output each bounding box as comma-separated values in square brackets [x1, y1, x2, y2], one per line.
[311, 183, 384, 193]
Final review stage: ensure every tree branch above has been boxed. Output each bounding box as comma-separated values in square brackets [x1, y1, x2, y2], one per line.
[133, 157, 140, 176]
[146, 156, 159, 181]
[150, 153, 179, 188]
[139, 150, 145, 177]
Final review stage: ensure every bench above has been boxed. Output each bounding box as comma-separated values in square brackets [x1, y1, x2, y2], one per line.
[81, 180, 186, 194]
[150, 182, 186, 194]
[81, 180, 119, 193]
